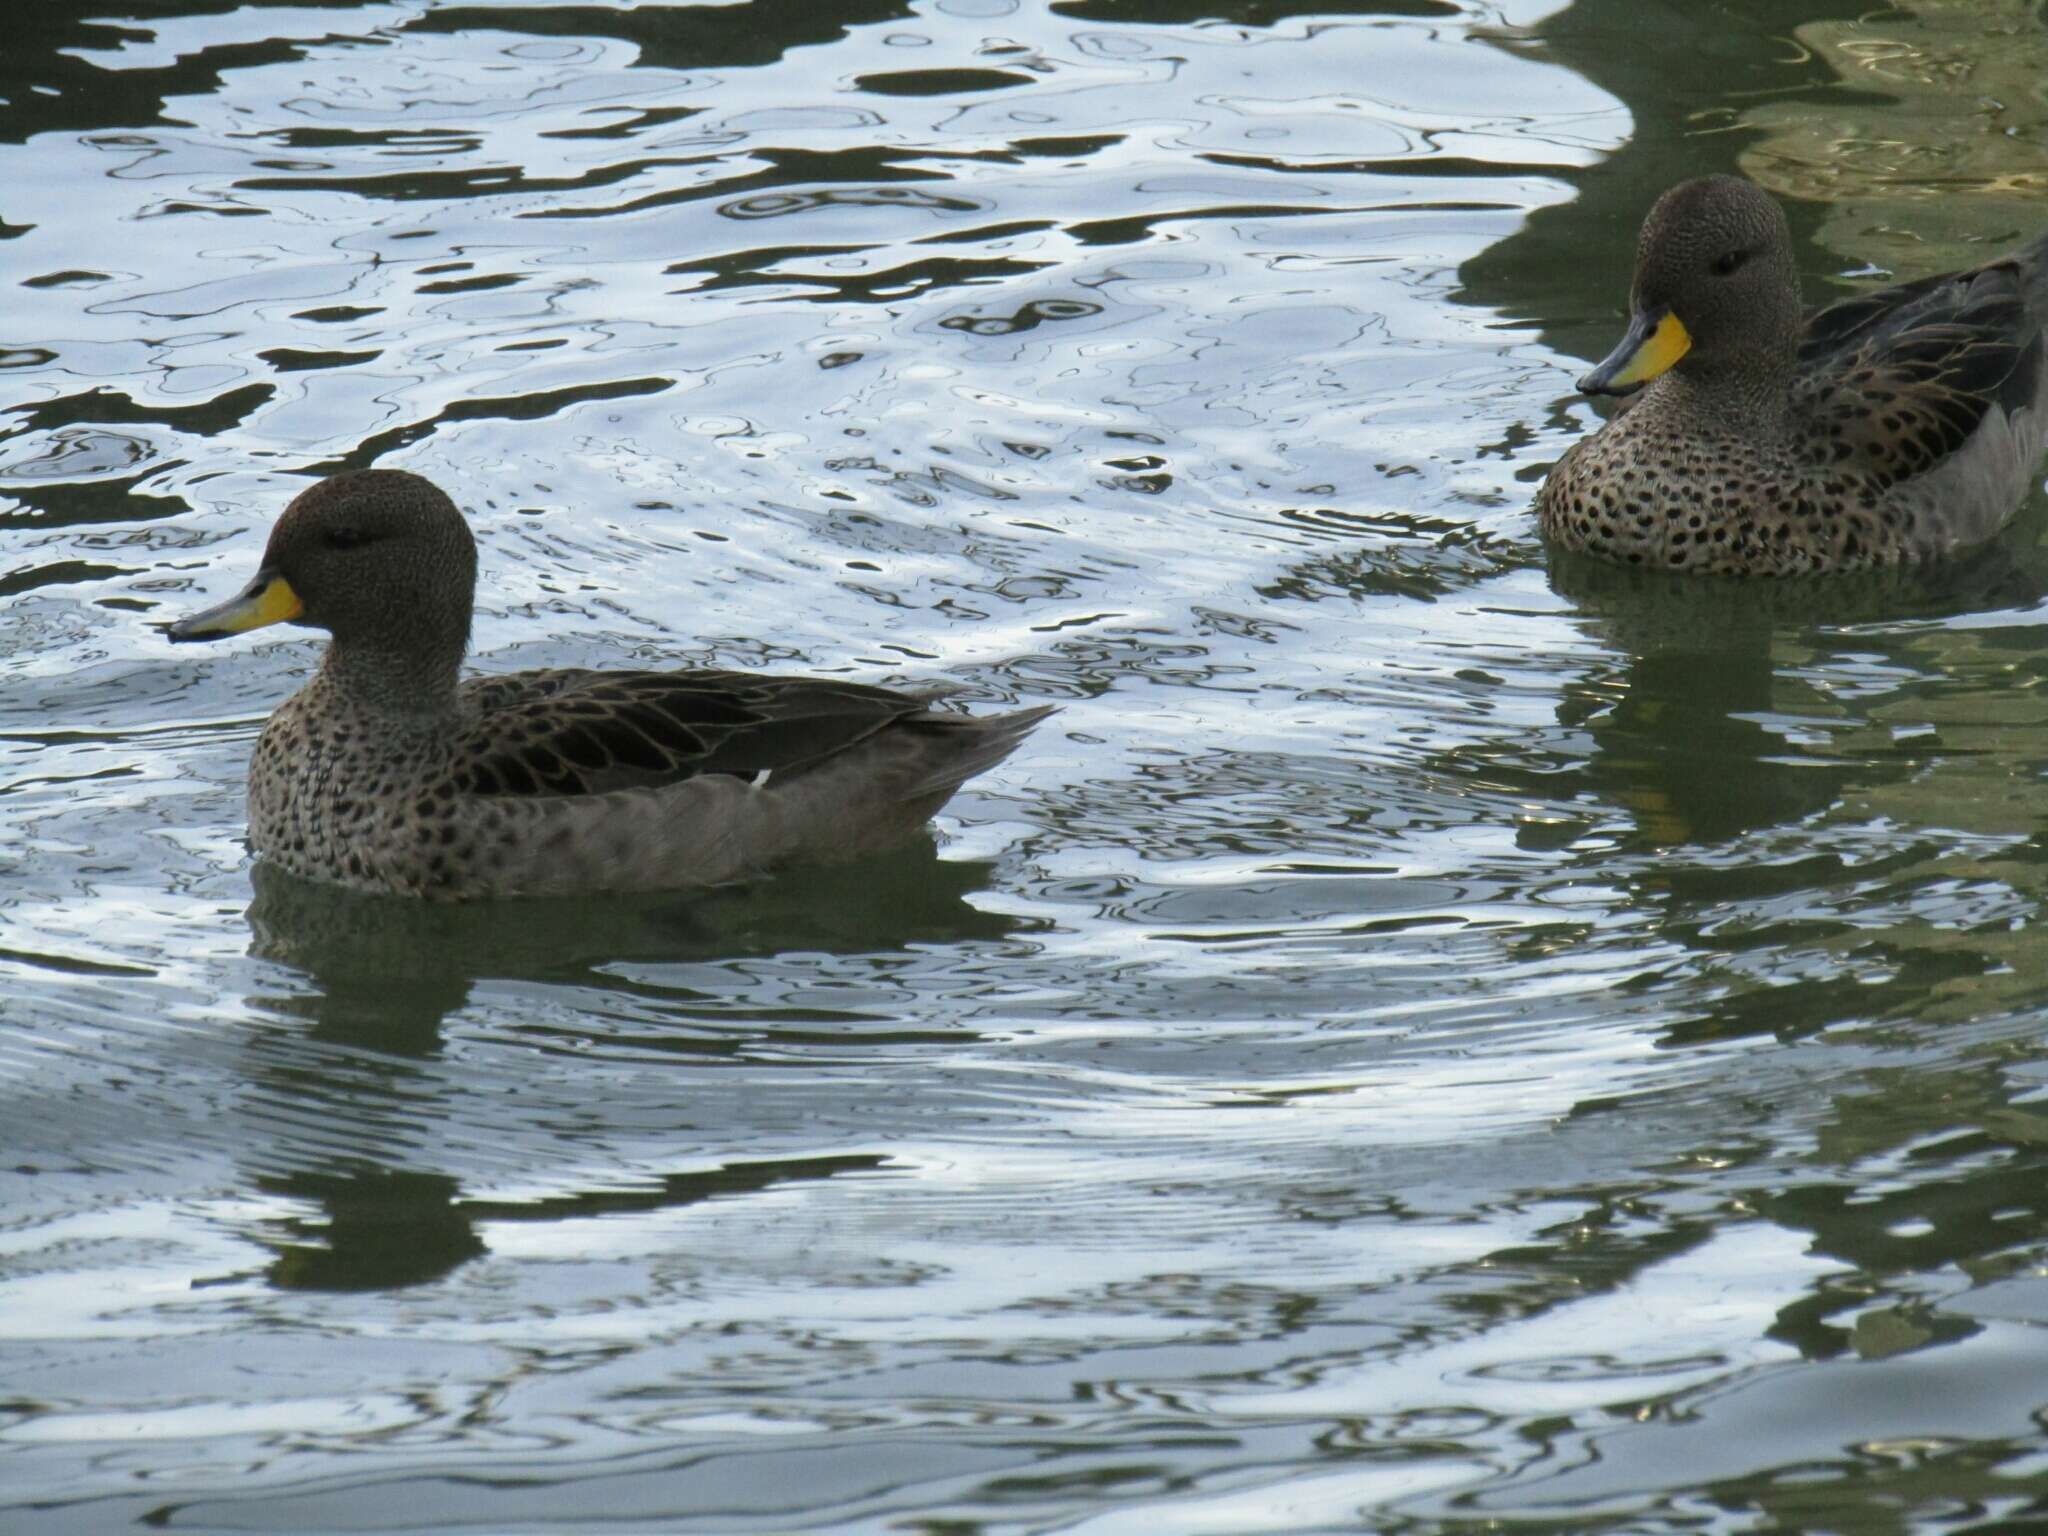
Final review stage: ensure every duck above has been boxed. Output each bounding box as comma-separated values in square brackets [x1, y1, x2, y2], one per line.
[166, 469, 1053, 899]
[1536, 174, 2048, 575]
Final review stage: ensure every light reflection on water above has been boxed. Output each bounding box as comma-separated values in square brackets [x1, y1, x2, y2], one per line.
[5, 0, 2048, 1531]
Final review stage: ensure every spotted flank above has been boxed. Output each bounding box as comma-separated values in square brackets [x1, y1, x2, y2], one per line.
[166, 469, 1053, 899]
[1537, 175, 2048, 576]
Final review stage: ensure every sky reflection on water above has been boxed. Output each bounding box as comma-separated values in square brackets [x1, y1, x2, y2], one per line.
[4, 1, 2048, 1531]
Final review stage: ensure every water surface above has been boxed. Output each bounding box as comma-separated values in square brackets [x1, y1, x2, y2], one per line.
[6, 1, 2048, 1530]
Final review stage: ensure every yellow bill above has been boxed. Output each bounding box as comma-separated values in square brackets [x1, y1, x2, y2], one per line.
[166, 569, 304, 642]
[1578, 307, 1692, 396]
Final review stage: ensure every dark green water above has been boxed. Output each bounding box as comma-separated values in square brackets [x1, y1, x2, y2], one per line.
[5, 1, 2048, 1530]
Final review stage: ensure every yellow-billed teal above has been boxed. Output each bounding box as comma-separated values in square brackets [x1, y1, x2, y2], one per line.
[1538, 174, 2048, 575]
[167, 470, 1052, 899]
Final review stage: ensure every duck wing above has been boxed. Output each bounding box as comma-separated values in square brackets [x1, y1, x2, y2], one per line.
[1797, 256, 2045, 487]
[448, 668, 941, 797]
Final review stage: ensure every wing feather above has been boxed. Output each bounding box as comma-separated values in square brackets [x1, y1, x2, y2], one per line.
[1798, 258, 2039, 486]
[447, 668, 935, 798]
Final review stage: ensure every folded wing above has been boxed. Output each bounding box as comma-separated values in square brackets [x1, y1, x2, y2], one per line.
[450, 668, 940, 797]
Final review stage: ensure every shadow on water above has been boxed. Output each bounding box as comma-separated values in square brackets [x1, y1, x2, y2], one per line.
[1541, 530, 2048, 847]
[244, 837, 1023, 1046]
[257, 1152, 891, 1292]
[0, 0, 915, 146]
[235, 844, 1014, 1290]
[1464, 0, 1879, 366]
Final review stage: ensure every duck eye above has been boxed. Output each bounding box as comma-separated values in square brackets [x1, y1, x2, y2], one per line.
[322, 524, 379, 551]
[1711, 248, 1750, 278]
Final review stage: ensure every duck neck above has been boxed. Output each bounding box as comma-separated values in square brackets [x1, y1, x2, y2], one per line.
[1664, 353, 1795, 440]
[316, 636, 466, 725]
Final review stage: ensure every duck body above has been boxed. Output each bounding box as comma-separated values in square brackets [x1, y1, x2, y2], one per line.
[170, 470, 1051, 900]
[247, 665, 1047, 899]
[1538, 175, 2048, 576]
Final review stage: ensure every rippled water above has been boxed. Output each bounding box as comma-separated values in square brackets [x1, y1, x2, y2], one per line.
[7, 1, 2048, 1530]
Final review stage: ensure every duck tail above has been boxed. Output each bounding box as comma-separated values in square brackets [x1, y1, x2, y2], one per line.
[902, 703, 1057, 804]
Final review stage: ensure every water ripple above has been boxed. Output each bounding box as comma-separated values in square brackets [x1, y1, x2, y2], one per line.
[7, 1, 2048, 1533]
